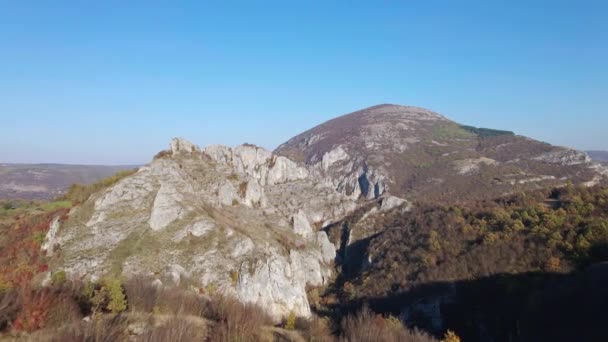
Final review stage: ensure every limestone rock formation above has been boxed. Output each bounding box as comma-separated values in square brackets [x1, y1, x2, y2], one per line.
[170, 137, 200, 155]
[50, 139, 355, 321]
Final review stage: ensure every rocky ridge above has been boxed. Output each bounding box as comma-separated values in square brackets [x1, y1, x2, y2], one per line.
[49, 138, 355, 321]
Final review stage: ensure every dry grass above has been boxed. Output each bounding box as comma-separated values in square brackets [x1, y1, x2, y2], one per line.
[156, 287, 205, 317]
[138, 316, 207, 342]
[40, 315, 128, 342]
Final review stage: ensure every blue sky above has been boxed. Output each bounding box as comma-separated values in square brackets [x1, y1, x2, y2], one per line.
[1, 1, 606, 164]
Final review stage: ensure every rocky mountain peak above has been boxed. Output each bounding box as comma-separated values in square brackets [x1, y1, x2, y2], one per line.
[51, 138, 356, 321]
[276, 104, 607, 203]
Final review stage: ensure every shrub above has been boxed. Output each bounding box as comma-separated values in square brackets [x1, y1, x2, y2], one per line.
[87, 278, 127, 316]
[153, 150, 171, 160]
[105, 278, 127, 314]
[0, 290, 20, 331]
[13, 287, 52, 332]
[123, 275, 159, 313]
[51, 270, 67, 286]
[32, 231, 47, 245]
[299, 315, 335, 342]
[340, 307, 437, 342]
[441, 330, 461, 342]
[284, 311, 296, 330]
[207, 295, 272, 342]
[229, 270, 239, 285]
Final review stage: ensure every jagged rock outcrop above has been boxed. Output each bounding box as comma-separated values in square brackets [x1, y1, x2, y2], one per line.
[50, 139, 355, 321]
[276, 104, 607, 203]
[203, 144, 309, 186]
[170, 137, 200, 155]
[534, 149, 592, 165]
[292, 209, 314, 239]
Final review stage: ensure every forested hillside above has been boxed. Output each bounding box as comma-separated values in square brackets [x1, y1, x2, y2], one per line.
[323, 185, 608, 341]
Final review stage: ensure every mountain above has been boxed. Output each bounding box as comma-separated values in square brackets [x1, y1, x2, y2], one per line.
[588, 150, 608, 164]
[0, 163, 137, 200]
[276, 104, 607, 203]
[12, 105, 608, 340]
[49, 138, 355, 321]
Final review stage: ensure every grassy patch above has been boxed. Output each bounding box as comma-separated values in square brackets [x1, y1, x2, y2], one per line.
[432, 123, 476, 141]
[107, 230, 161, 276]
[40, 200, 72, 212]
[460, 124, 514, 137]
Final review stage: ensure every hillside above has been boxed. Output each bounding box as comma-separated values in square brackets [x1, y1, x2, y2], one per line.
[0, 164, 137, 200]
[322, 185, 608, 341]
[276, 104, 607, 203]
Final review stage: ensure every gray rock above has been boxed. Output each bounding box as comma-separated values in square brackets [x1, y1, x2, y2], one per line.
[41, 216, 61, 256]
[317, 231, 336, 264]
[534, 149, 592, 166]
[380, 196, 409, 212]
[292, 209, 314, 239]
[218, 181, 238, 206]
[171, 137, 200, 155]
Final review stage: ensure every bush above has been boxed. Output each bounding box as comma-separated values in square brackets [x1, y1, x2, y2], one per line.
[284, 311, 296, 330]
[51, 270, 67, 286]
[207, 295, 272, 342]
[340, 307, 437, 342]
[299, 315, 335, 342]
[13, 287, 52, 332]
[441, 330, 461, 342]
[123, 275, 159, 313]
[0, 290, 20, 331]
[87, 278, 127, 316]
[105, 278, 127, 314]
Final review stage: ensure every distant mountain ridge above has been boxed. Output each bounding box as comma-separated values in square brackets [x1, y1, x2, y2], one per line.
[587, 150, 608, 164]
[0, 163, 137, 200]
[276, 104, 607, 203]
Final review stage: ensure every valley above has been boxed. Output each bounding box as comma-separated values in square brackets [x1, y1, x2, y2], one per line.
[0, 164, 137, 200]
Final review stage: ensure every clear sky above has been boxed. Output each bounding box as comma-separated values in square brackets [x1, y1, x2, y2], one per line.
[1, 1, 606, 165]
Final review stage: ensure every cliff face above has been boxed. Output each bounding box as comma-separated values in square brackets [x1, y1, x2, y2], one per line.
[50, 138, 354, 321]
[276, 104, 606, 203]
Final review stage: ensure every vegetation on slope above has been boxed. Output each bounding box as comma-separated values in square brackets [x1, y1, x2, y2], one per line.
[0, 169, 440, 341]
[459, 125, 514, 137]
[323, 185, 608, 341]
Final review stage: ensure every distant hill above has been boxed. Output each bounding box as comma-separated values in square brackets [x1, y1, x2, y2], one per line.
[276, 104, 607, 203]
[0, 163, 137, 200]
[587, 150, 608, 164]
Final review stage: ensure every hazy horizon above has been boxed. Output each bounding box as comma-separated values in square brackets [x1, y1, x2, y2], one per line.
[2, 1, 606, 164]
